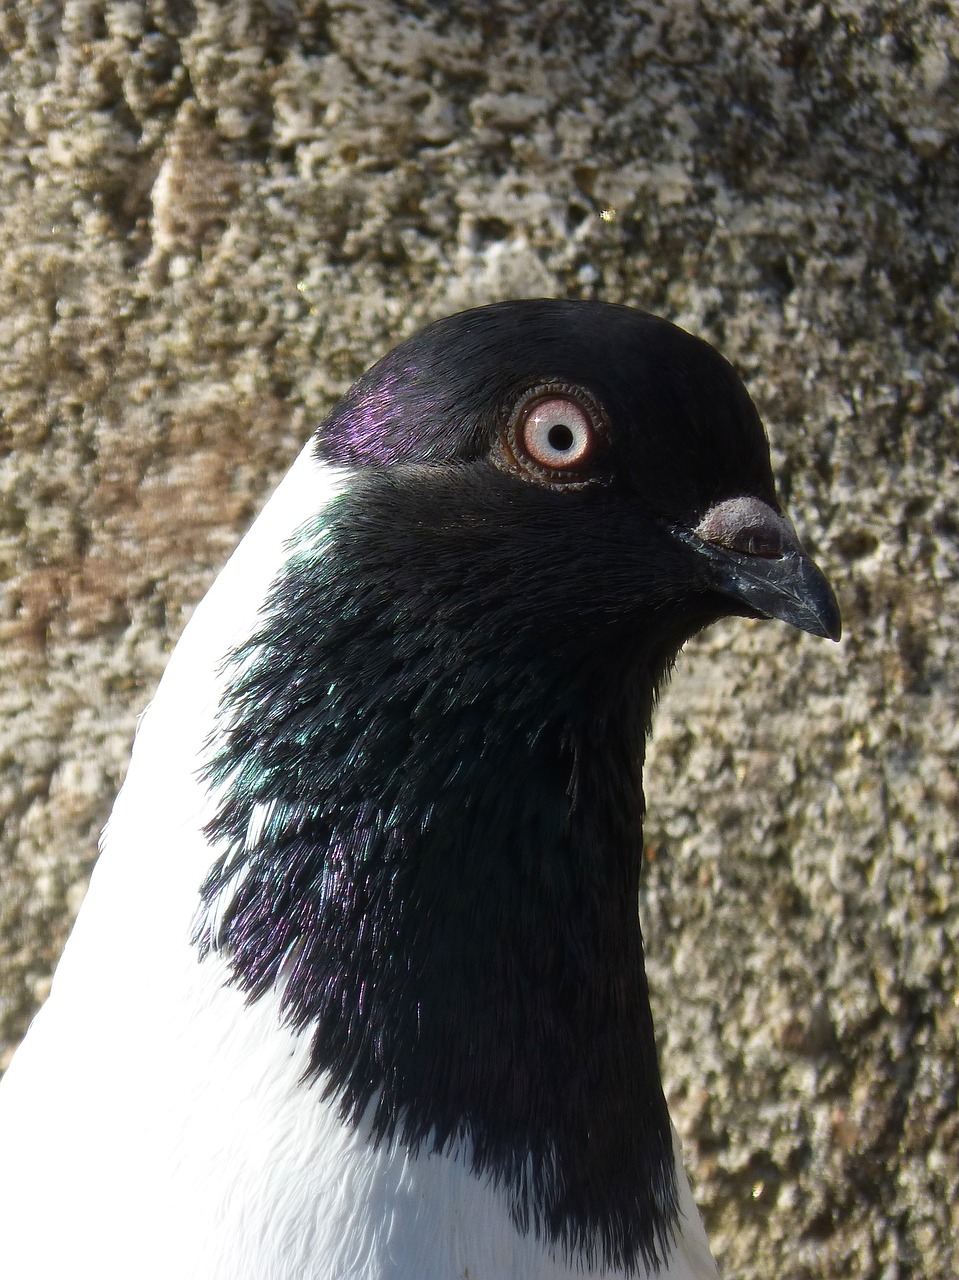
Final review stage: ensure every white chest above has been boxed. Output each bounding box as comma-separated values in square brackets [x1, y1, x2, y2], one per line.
[0, 951, 713, 1280]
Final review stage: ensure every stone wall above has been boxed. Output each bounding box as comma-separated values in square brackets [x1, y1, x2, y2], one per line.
[1, 3, 956, 1276]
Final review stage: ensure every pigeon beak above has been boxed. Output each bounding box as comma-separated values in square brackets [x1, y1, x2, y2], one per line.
[682, 495, 842, 641]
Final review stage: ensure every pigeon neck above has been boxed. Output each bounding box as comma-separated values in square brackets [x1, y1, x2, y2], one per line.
[196, 513, 681, 1275]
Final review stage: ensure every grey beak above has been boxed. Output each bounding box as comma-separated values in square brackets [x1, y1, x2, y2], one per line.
[681, 496, 842, 641]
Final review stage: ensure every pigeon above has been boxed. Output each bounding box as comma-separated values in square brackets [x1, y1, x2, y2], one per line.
[0, 299, 840, 1280]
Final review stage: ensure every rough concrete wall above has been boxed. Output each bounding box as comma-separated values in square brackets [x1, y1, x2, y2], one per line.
[0, 3, 956, 1277]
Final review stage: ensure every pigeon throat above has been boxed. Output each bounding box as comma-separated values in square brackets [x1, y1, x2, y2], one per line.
[196, 501, 685, 1275]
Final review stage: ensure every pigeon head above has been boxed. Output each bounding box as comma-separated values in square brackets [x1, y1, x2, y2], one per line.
[197, 300, 840, 1275]
[317, 299, 839, 676]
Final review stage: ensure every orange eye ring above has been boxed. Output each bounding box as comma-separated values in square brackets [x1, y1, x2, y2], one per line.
[502, 383, 607, 487]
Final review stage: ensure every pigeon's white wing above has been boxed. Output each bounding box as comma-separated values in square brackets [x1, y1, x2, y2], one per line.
[0, 442, 349, 1277]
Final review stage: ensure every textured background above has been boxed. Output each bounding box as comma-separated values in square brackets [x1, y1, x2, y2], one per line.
[1, 3, 957, 1277]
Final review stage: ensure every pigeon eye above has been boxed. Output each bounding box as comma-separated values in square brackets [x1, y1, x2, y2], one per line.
[497, 383, 607, 487]
[521, 398, 594, 468]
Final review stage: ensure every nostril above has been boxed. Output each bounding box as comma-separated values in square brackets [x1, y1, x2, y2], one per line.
[726, 523, 786, 558]
[694, 496, 796, 559]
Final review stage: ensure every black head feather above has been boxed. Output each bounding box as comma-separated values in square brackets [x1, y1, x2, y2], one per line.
[196, 301, 781, 1274]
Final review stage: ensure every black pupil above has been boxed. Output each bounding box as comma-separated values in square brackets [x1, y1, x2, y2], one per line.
[547, 422, 575, 452]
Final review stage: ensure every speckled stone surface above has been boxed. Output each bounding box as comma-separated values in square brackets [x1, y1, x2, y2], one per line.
[1, 3, 956, 1277]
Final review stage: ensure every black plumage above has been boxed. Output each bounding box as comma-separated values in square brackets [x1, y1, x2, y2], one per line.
[196, 300, 839, 1275]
